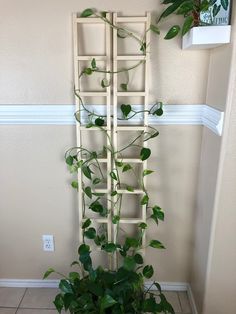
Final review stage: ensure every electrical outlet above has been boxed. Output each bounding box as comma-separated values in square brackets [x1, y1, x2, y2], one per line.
[42, 235, 54, 251]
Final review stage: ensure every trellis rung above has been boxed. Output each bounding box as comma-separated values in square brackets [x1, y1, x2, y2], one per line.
[77, 56, 107, 61]
[116, 17, 148, 23]
[116, 158, 143, 163]
[76, 18, 104, 23]
[119, 219, 143, 224]
[79, 126, 109, 131]
[117, 189, 144, 194]
[79, 92, 108, 97]
[82, 218, 108, 224]
[81, 158, 107, 163]
[93, 189, 108, 193]
[117, 55, 146, 61]
[116, 126, 146, 131]
[116, 92, 146, 96]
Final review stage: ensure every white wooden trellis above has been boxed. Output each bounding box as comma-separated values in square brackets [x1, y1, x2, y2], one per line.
[112, 13, 151, 267]
[73, 12, 151, 269]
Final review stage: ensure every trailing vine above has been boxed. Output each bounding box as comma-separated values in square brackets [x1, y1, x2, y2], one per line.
[44, 8, 174, 314]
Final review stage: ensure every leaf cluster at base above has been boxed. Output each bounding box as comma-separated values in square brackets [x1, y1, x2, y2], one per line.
[44, 260, 175, 314]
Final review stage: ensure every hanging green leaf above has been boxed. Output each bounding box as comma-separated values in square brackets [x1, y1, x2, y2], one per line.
[70, 260, 80, 267]
[140, 147, 151, 161]
[102, 243, 117, 253]
[200, 0, 211, 11]
[77, 160, 83, 168]
[153, 107, 163, 116]
[164, 25, 180, 39]
[82, 165, 93, 180]
[152, 205, 165, 221]
[112, 215, 120, 224]
[125, 237, 139, 249]
[80, 8, 95, 17]
[93, 177, 101, 185]
[122, 164, 132, 172]
[141, 194, 149, 205]
[158, 0, 184, 21]
[110, 171, 118, 181]
[53, 294, 64, 313]
[111, 191, 117, 197]
[149, 240, 165, 249]
[221, 0, 229, 10]
[100, 295, 117, 311]
[71, 181, 78, 189]
[84, 227, 96, 239]
[149, 131, 159, 139]
[143, 297, 161, 312]
[59, 279, 73, 294]
[43, 268, 55, 279]
[89, 201, 104, 214]
[117, 28, 128, 38]
[143, 169, 154, 176]
[140, 42, 146, 52]
[78, 243, 90, 255]
[120, 83, 128, 91]
[176, 2, 194, 15]
[123, 256, 136, 271]
[115, 161, 123, 167]
[82, 218, 91, 229]
[150, 24, 160, 35]
[134, 253, 144, 264]
[68, 165, 77, 173]
[84, 67, 93, 75]
[66, 155, 73, 166]
[84, 186, 92, 199]
[95, 118, 105, 126]
[154, 282, 162, 293]
[138, 222, 147, 229]
[101, 78, 110, 88]
[182, 16, 194, 36]
[126, 186, 134, 192]
[91, 58, 96, 69]
[143, 265, 154, 278]
[121, 104, 131, 117]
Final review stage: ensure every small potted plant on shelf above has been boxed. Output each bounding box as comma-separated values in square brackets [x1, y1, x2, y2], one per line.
[158, 0, 231, 38]
[44, 8, 175, 314]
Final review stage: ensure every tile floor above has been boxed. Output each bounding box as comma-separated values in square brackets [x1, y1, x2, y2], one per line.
[0, 288, 192, 313]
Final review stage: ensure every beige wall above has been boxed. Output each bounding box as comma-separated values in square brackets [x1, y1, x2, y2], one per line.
[0, 0, 208, 282]
[190, 7, 236, 314]
[0, 0, 209, 105]
[0, 125, 202, 280]
[202, 12, 236, 313]
[190, 127, 221, 312]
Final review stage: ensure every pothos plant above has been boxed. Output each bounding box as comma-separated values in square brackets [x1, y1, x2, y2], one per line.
[44, 8, 175, 314]
[158, 0, 230, 39]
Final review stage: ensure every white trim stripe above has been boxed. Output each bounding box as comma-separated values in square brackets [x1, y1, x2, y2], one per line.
[0, 104, 224, 136]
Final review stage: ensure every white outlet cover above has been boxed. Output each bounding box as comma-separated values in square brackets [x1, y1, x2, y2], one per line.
[42, 235, 54, 252]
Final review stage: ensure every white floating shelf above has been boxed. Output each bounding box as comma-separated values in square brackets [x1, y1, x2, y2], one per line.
[182, 25, 231, 50]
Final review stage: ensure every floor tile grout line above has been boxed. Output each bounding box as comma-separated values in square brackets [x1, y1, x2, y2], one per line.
[177, 291, 184, 313]
[15, 288, 27, 314]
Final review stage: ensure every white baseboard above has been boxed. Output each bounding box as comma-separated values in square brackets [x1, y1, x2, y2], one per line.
[0, 279, 198, 313]
[187, 284, 199, 314]
[0, 279, 59, 288]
